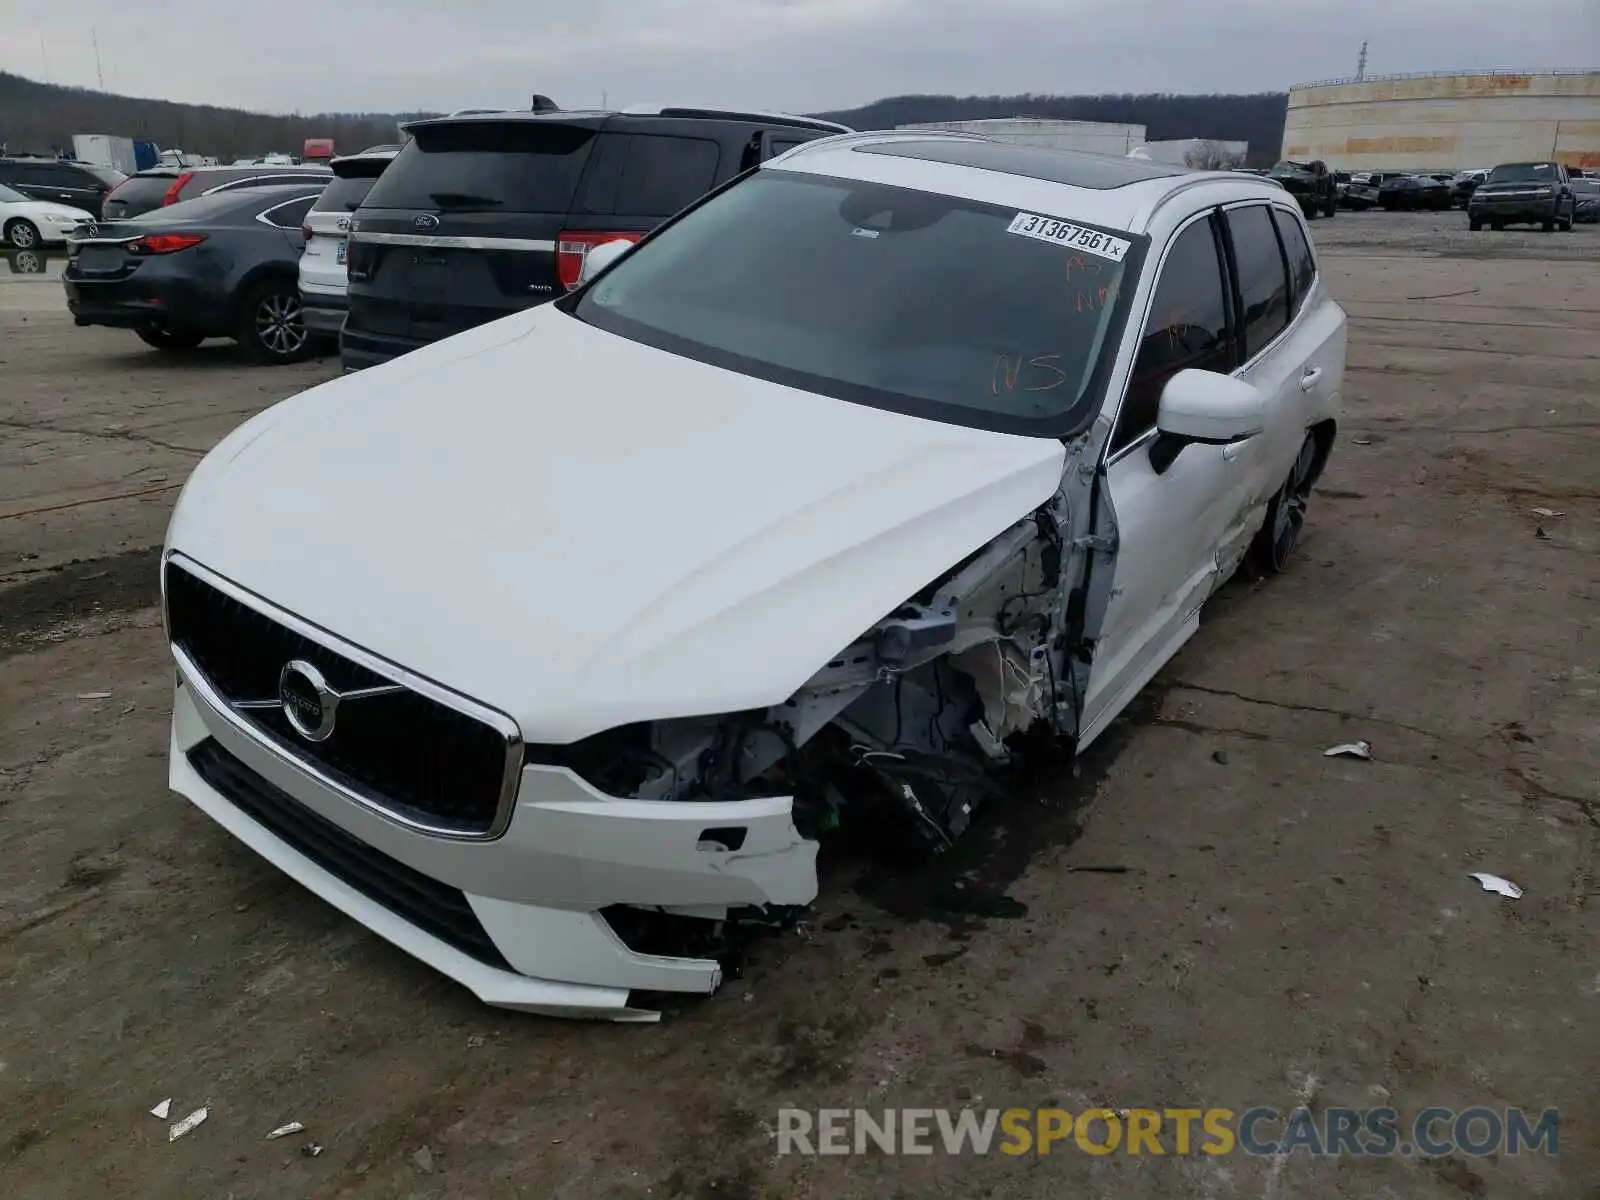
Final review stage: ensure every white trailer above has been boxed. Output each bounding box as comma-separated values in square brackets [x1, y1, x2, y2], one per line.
[896, 117, 1147, 156]
[72, 134, 138, 176]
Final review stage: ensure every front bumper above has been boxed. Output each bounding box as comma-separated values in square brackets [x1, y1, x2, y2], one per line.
[1470, 197, 1559, 224]
[169, 665, 818, 1020]
[35, 223, 79, 246]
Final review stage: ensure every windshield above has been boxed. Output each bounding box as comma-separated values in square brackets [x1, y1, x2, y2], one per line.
[1269, 162, 1312, 177]
[572, 171, 1141, 435]
[0, 183, 26, 203]
[83, 165, 126, 186]
[1487, 162, 1558, 183]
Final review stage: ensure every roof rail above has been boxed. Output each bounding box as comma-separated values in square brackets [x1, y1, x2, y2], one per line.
[617, 104, 852, 134]
[777, 128, 992, 156]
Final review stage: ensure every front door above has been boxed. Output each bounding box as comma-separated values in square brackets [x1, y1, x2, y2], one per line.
[1077, 210, 1248, 748]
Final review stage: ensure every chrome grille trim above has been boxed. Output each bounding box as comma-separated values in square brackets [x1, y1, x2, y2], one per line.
[164, 550, 524, 841]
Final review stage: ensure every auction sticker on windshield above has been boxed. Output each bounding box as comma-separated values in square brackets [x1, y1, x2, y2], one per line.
[1006, 212, 1130, 262]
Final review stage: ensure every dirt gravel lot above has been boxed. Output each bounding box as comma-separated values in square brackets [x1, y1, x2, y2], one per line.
[2, 212, 1597, 1199]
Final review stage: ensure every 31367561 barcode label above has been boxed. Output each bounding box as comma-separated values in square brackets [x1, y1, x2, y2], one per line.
[1006, 212, 1130, 262]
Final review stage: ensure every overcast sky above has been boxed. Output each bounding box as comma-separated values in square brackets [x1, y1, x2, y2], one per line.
[5, 1, 1598, 115]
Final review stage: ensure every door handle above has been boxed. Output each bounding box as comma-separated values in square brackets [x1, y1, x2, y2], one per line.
[1299, 366, 1323, 392]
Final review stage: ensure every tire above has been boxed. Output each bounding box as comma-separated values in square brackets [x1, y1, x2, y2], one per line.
[136, 327, 205, 352]
[1469, 218, 1482, 231]
[1559, 205, 1574, 232]
[236, 280, 311, 364]
[1248, 434, 1318, 577]
[1491, 222, 1504, 232]
[4, 219, 40, 249]
[8, 248, 45, 273]
[1323, 195, 1337, 218]
[1541, 215, 1556, 232]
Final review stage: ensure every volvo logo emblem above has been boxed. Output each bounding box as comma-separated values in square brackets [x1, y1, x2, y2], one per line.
[413, 213, 440, 230]
[230, 662, 407, 737]
[279, 659, 339, 742]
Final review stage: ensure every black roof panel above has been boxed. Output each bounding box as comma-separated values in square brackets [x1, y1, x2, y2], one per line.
[854, 138, 1190, 189]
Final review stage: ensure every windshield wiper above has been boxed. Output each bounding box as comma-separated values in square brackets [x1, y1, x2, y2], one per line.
[429, 191, 503, 208]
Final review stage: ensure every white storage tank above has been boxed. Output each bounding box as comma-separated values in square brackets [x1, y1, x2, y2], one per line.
[1283, 70, 1600, 172]
[897, 117, 1146, 157]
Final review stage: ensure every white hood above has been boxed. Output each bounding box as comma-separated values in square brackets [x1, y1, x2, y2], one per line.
[7, 199, 93, 222]
[168, 308, 1066, 743]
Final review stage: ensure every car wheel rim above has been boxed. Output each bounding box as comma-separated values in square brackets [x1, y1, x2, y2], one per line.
[11, 224, 35, 248]
[255, 293, 306, 356]
[1270, 437, 1317, 566]
[15, 250, 42, 273]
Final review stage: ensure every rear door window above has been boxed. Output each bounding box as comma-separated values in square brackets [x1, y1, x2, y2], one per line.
[1270, 208, 1317, 317]
[8, 163, 57, 186]
[1114, 214, 1234, 452]
[363, 121, 597, 213]
[262, 195, 317, 228]
[1224, 204, 1291, 360]
[38, 163, 84, 187]
[614, 135, 721, 217]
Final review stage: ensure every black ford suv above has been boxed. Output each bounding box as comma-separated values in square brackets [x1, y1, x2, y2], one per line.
[340, 106, 852, 371]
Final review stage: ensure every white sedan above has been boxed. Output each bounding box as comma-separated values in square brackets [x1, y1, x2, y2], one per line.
[0, 184, 94, 248]
[160, 131, 1345, 1020]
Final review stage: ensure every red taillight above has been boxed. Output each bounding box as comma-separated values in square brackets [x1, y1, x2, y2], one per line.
[161, 171, 193, 207]
[556, 230, 642, 291]
[301, 224, 313, 243]
[131, 233, 206, 255]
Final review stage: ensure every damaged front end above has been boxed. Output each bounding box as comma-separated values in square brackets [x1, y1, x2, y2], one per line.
[547, 486, 1112, 975]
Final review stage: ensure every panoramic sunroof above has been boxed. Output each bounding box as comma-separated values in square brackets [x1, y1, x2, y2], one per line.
[855, 138, 1189, 189]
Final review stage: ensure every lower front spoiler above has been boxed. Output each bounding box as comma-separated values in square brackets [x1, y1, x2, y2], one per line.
[1470, 203, 1559, 225]
[170, 684, 706, 1022]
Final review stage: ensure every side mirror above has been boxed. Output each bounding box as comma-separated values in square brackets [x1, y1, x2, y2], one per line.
[579, 238, 634, 286]
[1149, 369, 1265, 474]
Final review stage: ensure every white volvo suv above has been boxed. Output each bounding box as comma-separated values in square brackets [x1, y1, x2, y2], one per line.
[163, 132, 1346, 1021]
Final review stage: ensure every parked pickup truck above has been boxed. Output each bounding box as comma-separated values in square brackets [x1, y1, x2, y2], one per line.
[1268, 159, 1338, 219]
[1468, 161, 1578, 232]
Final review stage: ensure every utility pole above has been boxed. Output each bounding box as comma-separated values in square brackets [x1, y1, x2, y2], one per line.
[1356, 40, 1368, 82]
[40, 35, 51, 82]
[92, 27, 105, 89]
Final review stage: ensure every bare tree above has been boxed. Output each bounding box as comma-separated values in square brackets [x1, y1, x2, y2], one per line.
[1184, 139, 1246, 171]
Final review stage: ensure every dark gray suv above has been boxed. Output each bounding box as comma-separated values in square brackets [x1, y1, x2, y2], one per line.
[103, 164, 332, 220]
[340, 105, 851, 371]
[0, 156, 127, 219]
[1468, 161, 1578, 231]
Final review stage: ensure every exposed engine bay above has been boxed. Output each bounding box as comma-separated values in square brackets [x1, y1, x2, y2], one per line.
[525, 494, 1098, 964]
